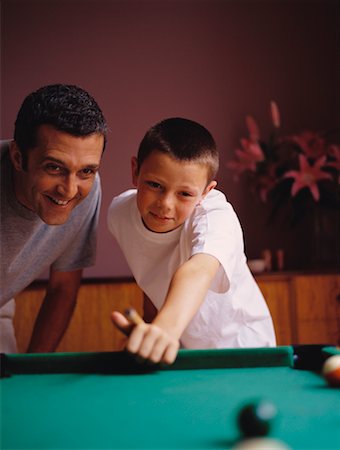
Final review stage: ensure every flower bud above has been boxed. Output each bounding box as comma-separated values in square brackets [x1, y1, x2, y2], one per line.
[270, 101, 280, 128]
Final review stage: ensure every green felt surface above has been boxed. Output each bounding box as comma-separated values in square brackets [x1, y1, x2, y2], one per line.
[1, 348, 339, 450]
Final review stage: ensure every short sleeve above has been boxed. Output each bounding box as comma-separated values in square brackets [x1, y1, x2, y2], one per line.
[185, 190, 246, 292]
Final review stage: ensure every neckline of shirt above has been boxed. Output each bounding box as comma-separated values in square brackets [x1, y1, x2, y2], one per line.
[131, 197, 183, 243]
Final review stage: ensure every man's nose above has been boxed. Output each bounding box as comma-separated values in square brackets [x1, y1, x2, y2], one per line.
[56, 175, 79, 198]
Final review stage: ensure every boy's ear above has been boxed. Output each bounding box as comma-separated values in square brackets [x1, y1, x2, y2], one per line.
[202, 180, 217, 198]
[9, 141, 24, 171]
[131, 156, 139, 186]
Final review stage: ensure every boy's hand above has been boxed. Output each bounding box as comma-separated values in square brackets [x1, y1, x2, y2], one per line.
[127, 322, 180, 365]
[111, 311, 135, 335]
[111, 311, 180, 365]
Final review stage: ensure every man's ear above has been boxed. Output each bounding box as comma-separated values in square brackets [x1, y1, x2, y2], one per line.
[131, 156, 139, 186]
[9, 141, 24, 171]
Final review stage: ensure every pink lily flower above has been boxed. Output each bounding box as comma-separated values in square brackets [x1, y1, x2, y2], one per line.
[284, 154, 332, 201]
[226, 138, 264, 178]
[245, 115, 260, 142]
[326, 145, 340, 172]
[289, 131, 326, 159]
[239, 138, 264, 161]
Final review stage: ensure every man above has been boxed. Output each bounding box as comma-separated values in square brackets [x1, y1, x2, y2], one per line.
[0, 84, 107, 353]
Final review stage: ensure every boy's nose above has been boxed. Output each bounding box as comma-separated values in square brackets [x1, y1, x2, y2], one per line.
[158, 193, 174, 210]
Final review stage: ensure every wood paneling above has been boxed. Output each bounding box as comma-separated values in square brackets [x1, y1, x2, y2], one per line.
[256, 272, 340, 346]
[293, 275, 340, 345]
[257, 279, 295, 345]
[13, 273, 340, 352]
[14, 281, 143, 353]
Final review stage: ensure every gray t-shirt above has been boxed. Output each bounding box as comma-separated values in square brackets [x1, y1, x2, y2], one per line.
[0, 141, 101, 306]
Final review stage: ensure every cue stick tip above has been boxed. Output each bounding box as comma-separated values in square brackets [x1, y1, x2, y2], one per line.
[124, 308, 145, 325]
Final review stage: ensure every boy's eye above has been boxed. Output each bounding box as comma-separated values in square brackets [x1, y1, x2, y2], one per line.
[146, 181, 161, 189]
[179, 191, 193, 197]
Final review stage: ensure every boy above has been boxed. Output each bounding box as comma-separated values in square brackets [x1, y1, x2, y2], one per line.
[108, 118, 276, 364]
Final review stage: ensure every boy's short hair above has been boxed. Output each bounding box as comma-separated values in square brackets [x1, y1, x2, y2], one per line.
[14, 84, 107, 167]
[137, 117, 219, 182]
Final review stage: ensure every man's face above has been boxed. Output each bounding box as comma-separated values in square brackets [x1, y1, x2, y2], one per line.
[131, 150, 216, 233]
[10, 124, 104, 225]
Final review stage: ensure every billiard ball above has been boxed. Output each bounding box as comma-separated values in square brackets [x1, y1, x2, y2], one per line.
[232, 437, 291, 449]
[322, 355, 340, 387]
[237, 399, 277, 437]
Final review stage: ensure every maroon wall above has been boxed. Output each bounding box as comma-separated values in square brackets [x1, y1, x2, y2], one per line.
[1, 0, 339, 277]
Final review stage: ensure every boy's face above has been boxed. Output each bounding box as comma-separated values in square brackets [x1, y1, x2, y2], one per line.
[131, 151, 216, 233]
[10, 124, 104, 225]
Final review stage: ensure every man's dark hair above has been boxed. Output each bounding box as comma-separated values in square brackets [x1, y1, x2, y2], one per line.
[14, 84, 107, 165]
[137, 117, 219, 182]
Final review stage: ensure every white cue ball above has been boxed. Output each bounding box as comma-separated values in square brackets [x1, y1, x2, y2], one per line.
[232, 437, 292, 449]
[322, 354, 340, 387]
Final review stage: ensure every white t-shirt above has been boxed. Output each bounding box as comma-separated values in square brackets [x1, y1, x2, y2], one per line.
[108, 189, 276, 349]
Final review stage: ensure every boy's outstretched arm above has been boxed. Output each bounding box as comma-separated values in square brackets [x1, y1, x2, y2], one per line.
[111, 253, 220, 365]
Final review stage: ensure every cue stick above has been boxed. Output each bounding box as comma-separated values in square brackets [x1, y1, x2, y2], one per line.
[124, 308, 145, 325]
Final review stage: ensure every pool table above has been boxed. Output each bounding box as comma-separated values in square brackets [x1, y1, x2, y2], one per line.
[1, 346, 339, 449]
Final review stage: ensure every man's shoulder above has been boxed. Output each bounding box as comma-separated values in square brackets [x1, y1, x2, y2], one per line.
[82, 172, 101, 203]
[93, 172, 101, 195]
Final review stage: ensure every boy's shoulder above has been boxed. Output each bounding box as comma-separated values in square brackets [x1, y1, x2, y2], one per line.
[194, 189, 239, 228]
[205, 188, 227, 202]
[108, 189, 138, 225]
[109, 189, 136, 208]
[201, 189, 231, 210]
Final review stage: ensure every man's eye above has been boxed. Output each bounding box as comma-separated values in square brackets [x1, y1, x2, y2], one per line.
[45, 164, 61, 172]
[81, 168, 95, 176]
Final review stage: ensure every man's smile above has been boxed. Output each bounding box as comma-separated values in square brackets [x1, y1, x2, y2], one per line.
[45, 194, 72, 206]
